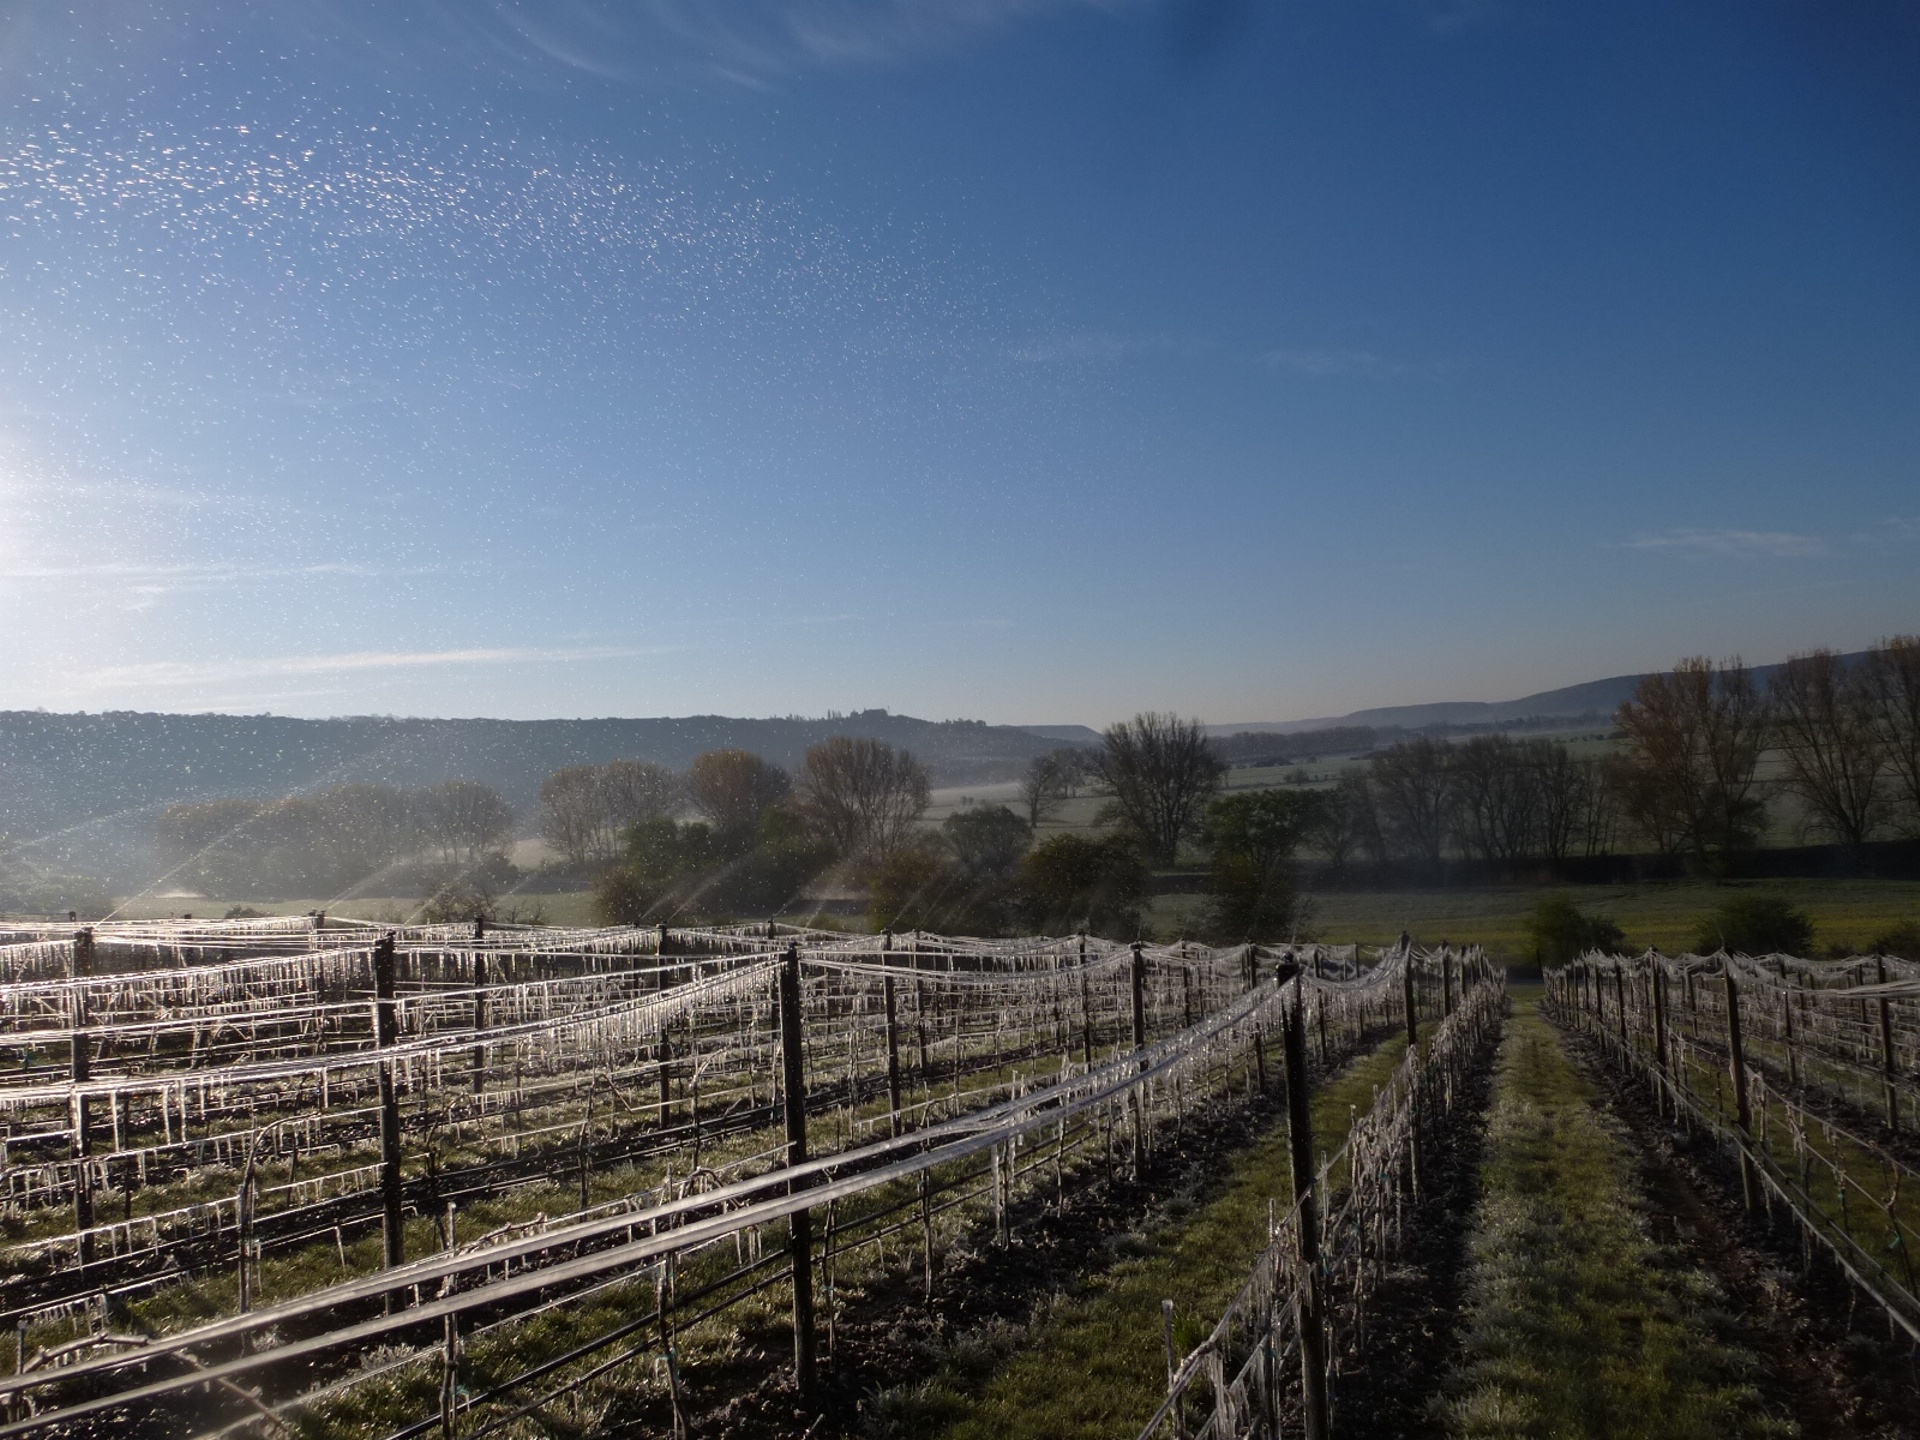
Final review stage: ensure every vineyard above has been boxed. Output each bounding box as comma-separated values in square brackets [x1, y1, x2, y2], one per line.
[0, 915, 1914, 1438]
[0, 916, 1507, 1439]
[1548, 947, 1920, 1345]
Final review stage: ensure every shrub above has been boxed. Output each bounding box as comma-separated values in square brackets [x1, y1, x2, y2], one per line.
[592, 812, 832, 925]
[942, 805, 1031, 881]
[1694, 892, 1814, 956]
[1015, 833, 1148, 938]
[870, 842, 1020, 936]
[1202, 791, 1313, 942]
[1526, 895, 1626, 964]
[870, 846, 959, 932]
[592, 867, 655, 927]
[1866, 921, 1920, 961]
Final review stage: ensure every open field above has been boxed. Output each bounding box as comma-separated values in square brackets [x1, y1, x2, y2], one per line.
[1153, 878, 1920, 960]
[100, 876, 1920, 962]
[1296, 879, 1920, 959]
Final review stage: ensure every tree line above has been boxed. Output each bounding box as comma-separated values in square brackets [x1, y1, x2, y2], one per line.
[153, 780, 516, 898]
[1273, 638, 1920, 879]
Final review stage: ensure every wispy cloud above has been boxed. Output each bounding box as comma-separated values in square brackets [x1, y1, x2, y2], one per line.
[1625, 528, 1831, 559]
[1259, 348, 1403, 377]
[595, 0, 1140, 80]
[1852, 516, 1920, 549]
[79, 647, 654, 691]
[1011, 329, 1204, 364]
[2, 561, 387, 582]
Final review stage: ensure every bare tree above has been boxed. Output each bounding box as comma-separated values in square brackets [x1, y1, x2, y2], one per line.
[419, 779, 514, 866]
[600, 759, 680, 838]
[1614, 657, 1769, 862]
[685, 749, 790, 842]
[1368, 737, 1453, 867]
[796, 736, 931, 859]
[1863, 635, 1920, 837]
[1771, 649, 1886, 849]
[1450, 734, 1538, 863]
[1526, 740, 1583, 865]
[1017, 750, 1078, 829]
[539, 765, 605, 869]
[1307, 772, 1372, 873]
[540, 760, 679, 869]
[1576, 756, 1621, 858]
[1092, 713, 1224, 866]
[313, 783, 418, 882]
[1523, 741, 1618, 865]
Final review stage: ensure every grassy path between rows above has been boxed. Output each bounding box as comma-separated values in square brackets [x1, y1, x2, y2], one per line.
[875, 1033, 1411, 1440]
[1444, 993, 1791, 1440]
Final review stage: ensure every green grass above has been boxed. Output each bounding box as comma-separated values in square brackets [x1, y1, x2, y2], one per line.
[1443, 994, 1789, 1439]
[870, 1034, 1410, 1440]
[1293, 879, 1920, 961]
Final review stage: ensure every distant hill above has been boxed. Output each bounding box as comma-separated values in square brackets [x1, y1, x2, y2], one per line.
[1016, 725, 1103, 746]
[0, 709, 1063, 883]
[1215, 652, 1867, 735]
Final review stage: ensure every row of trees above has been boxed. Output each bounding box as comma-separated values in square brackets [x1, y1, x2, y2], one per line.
[153, 780, 515, 898]
[1254, 638, 1920, 877]
[586, 738, 937, 924]
[586, 732, 1174, 936]
[1325, 735, 1617, 873]
[1606, 639, 1920, 863]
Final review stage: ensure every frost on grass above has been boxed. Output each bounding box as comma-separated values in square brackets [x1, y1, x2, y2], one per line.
[1442, 1013, 1793, 1440]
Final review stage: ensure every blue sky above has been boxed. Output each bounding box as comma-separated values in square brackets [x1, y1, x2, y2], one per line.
[1, 0, 1915, 726]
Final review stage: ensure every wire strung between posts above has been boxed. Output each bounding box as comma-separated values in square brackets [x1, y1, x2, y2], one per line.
[0, 920, 1411, 1437]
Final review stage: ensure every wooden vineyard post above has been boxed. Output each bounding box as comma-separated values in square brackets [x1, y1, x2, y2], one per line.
[1650, 957, 1670, 1112]
[778, 943, 817, 1394]
[1723, 969, 1758, 1211]
[470, 953, 488, 1093]
[656, 1026, 673, 1129]
[1402, 947, 1418, 1055]
[1442, 950, 1454, 1019]
[1131, 942, 1147, 1050]
[884, 972, 903, 1136]
[911, 976, 929, 1091]
[1130, 942, 1147, 1177]
[1780, 968, 1799, 1088]
[236, 1162, 256, 1317]
[1878, 958, 1899, 1132]
[1078, 933, 1093, 1065]
[1283, 984, 1331, 1440]
[373, 933, 406, 1272]
[71, 926, 95, 1266]
[441, 1204, 460, 1440]
[1614, 964, 1629, 1050]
